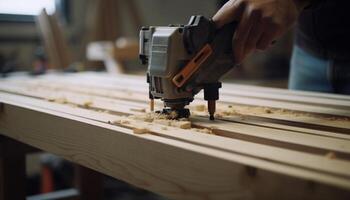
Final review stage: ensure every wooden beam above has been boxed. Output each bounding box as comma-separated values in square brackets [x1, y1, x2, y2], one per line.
[1, 73, 350, 199]
[1, 99, 350, 199]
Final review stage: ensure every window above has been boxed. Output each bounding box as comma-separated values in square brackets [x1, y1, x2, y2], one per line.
[0, 0, 56, 16]
[0, 0, 69, 23]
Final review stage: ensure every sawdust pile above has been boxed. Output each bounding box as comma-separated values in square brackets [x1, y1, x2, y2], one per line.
[113, 112, 214, 135]
[127, 112, 192, 129]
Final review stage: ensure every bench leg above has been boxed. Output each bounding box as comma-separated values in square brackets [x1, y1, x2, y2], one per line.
[75, 165, 103, 200]
[0, 136, 26, 200]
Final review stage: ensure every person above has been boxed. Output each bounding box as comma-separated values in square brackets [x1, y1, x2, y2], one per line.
[213, 0, 350, 94]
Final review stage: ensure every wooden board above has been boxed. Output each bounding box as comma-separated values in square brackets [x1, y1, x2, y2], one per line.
[0, 72, 350, 200]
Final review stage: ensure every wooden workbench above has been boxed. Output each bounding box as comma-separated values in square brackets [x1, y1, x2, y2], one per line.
[0, 72, 349, 200]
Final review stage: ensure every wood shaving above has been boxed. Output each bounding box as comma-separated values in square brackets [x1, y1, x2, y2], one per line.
[54, 97, 68, 104]
[325, 152, 336, 159]
[133, 127, 149, 134]
[129, 113, 155, 122]
[221, 109, 238, 116]
[195, 104, 206, 112]
[192, 128, 213, 134]
[215, 113, 223, 118]
[177, 121, 191, 129]
[83, 101, 93, 108]
[46, 97, 55, 102]
[197, 128, 212, 134]
[130, 108, 146, 113]
[154, 119, 192, 129]
[263, 107, 272, 114]
[168, 111, 179, 119]
[154, 119, 171, 126]
[120, 119, 130, 124]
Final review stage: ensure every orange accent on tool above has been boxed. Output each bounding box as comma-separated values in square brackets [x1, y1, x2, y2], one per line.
[41, 165, 54, 193]
[172, 44, 213, 88]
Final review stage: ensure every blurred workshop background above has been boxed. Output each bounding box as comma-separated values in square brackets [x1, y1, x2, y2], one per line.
[0, 0, 293, 199]
[0, 0, 293, 86]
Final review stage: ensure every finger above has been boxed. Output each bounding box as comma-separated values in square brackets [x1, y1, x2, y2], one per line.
[243, 11, 263, 57]
[256, 26, 279, 50]
[212, 0, 244, 28]
[233, 7, 260, 63]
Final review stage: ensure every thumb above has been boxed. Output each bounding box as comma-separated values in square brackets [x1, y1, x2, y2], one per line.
[212, 0, 243, 28]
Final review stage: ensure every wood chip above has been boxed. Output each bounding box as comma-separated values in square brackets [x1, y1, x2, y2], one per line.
[263, 108, 272, 114]
[178, 121, 191, 129]
[130, 108, 146, 113]
[120, 119, 130, 124]
[195, 105, 206, 112]
[197, 128, 213, 134]
[133, 127, 149, 134]
[192, 128, 213, 134]
[325, 152, 336, 159]
[54, 97, 68, 104]
[83, 101, 93, 108]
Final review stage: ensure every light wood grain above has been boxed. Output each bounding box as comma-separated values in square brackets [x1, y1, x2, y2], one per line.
[1, 73, 350, 199]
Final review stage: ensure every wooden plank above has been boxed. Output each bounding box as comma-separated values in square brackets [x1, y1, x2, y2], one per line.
[1, 73, 350, 199]
[21, 74, 350, 117]
[1, 79, 350, 159]
[1, 98, 350, 199]
[2, 78, 350, 133]
[222, 83, 350, 101]
[1, 93, 350, 182]
[219, 88, 350, 109]
[36, 9, 71, 69]
[1, 81, 350, 154]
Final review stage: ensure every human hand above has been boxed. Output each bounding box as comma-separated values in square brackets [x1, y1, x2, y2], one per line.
[213, 0, 309, 63]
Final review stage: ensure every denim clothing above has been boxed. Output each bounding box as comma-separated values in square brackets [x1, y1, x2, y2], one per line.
[289, 46, 350, 94]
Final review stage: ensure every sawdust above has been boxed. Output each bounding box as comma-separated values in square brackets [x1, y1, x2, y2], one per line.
[263, 107, 272, 114]
[154, 119, 191, 129]
[133, 127, 149, 134]
[130, 108, 146, 113]
[120, 119, 130, 124]
[120, 112, 193, 129]
[192, 128, 213, 134]
[194, 104, 206, 112]
[83, 101, 93, 108]
[168, 111, 179, 119]
[178, 121, 192, 129]
[325, 152, 337, 159]
[113, 112, 220, 135]
[46, 97, 68, 104]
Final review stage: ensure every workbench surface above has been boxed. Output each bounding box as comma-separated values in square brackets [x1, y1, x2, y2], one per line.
[0, 72, 350, 200]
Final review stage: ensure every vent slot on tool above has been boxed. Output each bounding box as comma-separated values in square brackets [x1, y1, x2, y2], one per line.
[153, 76, 163, 93]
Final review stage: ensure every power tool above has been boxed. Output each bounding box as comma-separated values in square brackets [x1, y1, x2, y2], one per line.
[139, 15, 237, 120]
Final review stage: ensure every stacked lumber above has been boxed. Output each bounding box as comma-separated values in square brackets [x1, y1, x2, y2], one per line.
[0, 72, 349, 200]
[36, 9, 72, 70]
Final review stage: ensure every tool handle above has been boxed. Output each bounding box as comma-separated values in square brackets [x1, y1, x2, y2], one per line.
[210, 20, 238, 57]
[172, 16, 238, 89]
